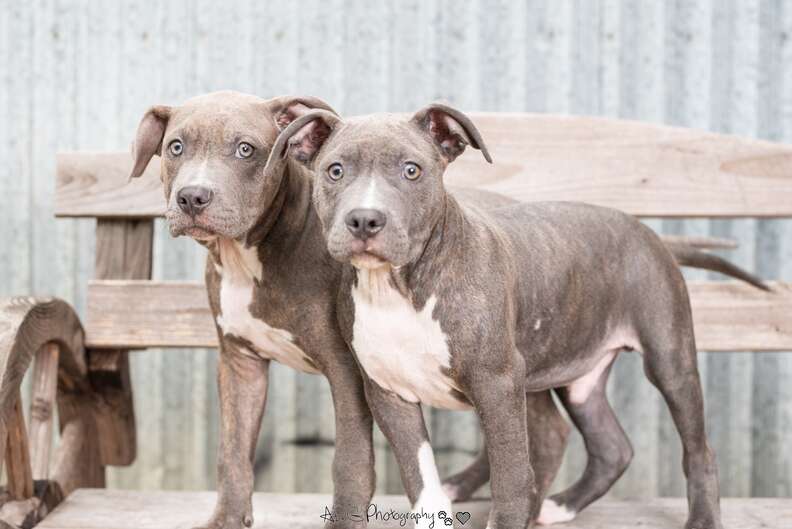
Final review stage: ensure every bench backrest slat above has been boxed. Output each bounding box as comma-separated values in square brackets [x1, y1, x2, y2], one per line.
[85, 280, 792, 352]
[62, 113, 792, 352]
[56, 114, 792, 219]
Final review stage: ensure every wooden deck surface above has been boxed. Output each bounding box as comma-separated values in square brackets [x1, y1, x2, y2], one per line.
[38, 490, 792, 529]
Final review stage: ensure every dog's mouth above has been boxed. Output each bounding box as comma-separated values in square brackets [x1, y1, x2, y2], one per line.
[182, 225, 217, 241]
[168, 217, 218, 241]
[350, 251, 389, 270]
[346, 239, 391, 270]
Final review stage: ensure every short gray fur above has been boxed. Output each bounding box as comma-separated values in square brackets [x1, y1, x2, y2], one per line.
[126, 92, 572, 529]
[275, 105, 770, 529]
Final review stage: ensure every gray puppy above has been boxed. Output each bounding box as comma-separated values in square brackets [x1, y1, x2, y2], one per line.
[271, 105, 767, 529]
[127, 92, 572, 529]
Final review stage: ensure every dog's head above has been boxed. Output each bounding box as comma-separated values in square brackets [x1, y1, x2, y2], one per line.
[266, 104, 491, 269]
[128, 91, 335, 242]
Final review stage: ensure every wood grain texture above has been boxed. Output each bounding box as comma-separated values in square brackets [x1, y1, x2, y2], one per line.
[85, 281, 216, 348]
[88, 219, 153, 467]
[55, 119, 792, 219]
[50, 399, 106, 497]
[55, 152, 163, 218]
[0, 297, 87, 413]
[84, 279, 792, 352]
[0, 415, 6, 481]
[28, 343, 60, 480]
[0, 295, 104, 503]
[5, 392, 34, 500]
[37, 489, 792, 529]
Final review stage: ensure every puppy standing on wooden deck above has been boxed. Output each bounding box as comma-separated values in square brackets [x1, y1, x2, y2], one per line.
[126, 91, 572, 529]
[271, 106, 768, 529]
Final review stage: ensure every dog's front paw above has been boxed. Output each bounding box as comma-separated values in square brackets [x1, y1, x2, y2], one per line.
[536, 498, 576, 525]
[441, 476, 475, 503]
[685, 515, 724, 529]
[441, 470, 487, 503]
[192, 510, 253, 529]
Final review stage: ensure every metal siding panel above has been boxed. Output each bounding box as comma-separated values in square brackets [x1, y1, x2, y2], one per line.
[607, 1, 666, 499]
[776, 0, 792, 498]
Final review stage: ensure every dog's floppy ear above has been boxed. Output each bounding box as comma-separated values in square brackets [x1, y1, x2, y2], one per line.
[410, 103, 492, 164]
[268, 109, 341, 167]
[128, 105, 171, 181]
[267, 95, 338, 131]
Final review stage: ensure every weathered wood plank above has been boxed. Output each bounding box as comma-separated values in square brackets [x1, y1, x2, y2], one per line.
[0, 295, 104, 501]
[0, 415, 6, 480]
[37, 489, 792, 529]
[84, 280, 792, 352]
[28, 342, 59, 480]
[5, 391, 34, 500]
[55, 152, 163, 218]
[55, 114, 792, 219]
[88, 219, 153, 467]
[51, 397, 106, 496]
[689, 281, 792, 352]
[86, 281, 216, 348]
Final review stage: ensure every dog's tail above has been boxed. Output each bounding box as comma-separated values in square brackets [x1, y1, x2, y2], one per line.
[664, 240, 771, 292]
[659, 235, 737, 250]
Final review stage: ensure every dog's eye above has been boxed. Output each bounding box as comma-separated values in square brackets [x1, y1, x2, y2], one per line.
[236, 142, 255, 159]
[327, 163, 344, 181]
[402, 162, 422, 181]
[168, 140, 183, 156]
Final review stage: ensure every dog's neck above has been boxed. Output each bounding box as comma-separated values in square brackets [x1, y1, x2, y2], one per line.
[247, 160, 314, 248]
[397, 190, 468, 297]
[209, 161, 315, 271]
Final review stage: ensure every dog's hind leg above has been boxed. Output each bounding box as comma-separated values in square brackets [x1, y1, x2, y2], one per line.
[441, 442, 489, 502]
[640, 321, 723, 529]
[538, 351, 633, 525]
[442, 390, 570, 506]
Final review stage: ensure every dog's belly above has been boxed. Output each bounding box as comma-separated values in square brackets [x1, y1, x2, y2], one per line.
[521, 323, 641, 393]
[351, 269, 471, 411]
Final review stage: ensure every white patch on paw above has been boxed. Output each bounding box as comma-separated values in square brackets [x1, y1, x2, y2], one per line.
[536, 499, 576, 525]
[441, 482, 462, 502]
[413, 442, 453, 529]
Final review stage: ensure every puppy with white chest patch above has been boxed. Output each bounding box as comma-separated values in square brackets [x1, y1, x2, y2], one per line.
[271, 105, 768, 529]
[127, 92, 575, 529]
[127, 91, 379, 529]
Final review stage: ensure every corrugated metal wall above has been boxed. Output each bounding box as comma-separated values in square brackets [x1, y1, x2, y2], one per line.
[1, 0, 790, 498]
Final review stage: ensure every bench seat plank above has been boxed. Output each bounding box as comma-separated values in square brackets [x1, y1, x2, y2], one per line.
[38, 489, 791, 529]
[56, 115, 792, 219]
[85, 280, 792, 352]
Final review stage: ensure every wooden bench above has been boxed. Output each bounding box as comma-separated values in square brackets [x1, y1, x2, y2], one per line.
[1, 114, 791, 528]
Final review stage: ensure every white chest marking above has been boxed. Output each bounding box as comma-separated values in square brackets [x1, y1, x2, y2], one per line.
[413, 442, 453, 528]
[351, 268, 470, 410]
[215, 239, 318, 374]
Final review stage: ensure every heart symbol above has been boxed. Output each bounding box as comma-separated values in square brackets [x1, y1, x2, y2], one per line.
[456, 511, 471, 525]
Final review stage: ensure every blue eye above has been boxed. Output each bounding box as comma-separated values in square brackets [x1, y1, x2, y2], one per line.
[327, 163, 344, 181]
[168, 140, 183, 156]
[236, 142, 255, 158]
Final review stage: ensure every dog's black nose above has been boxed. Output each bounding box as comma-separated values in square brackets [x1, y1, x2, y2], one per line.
[177, 186, 213, 216]
[345, 208, 387, 240]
